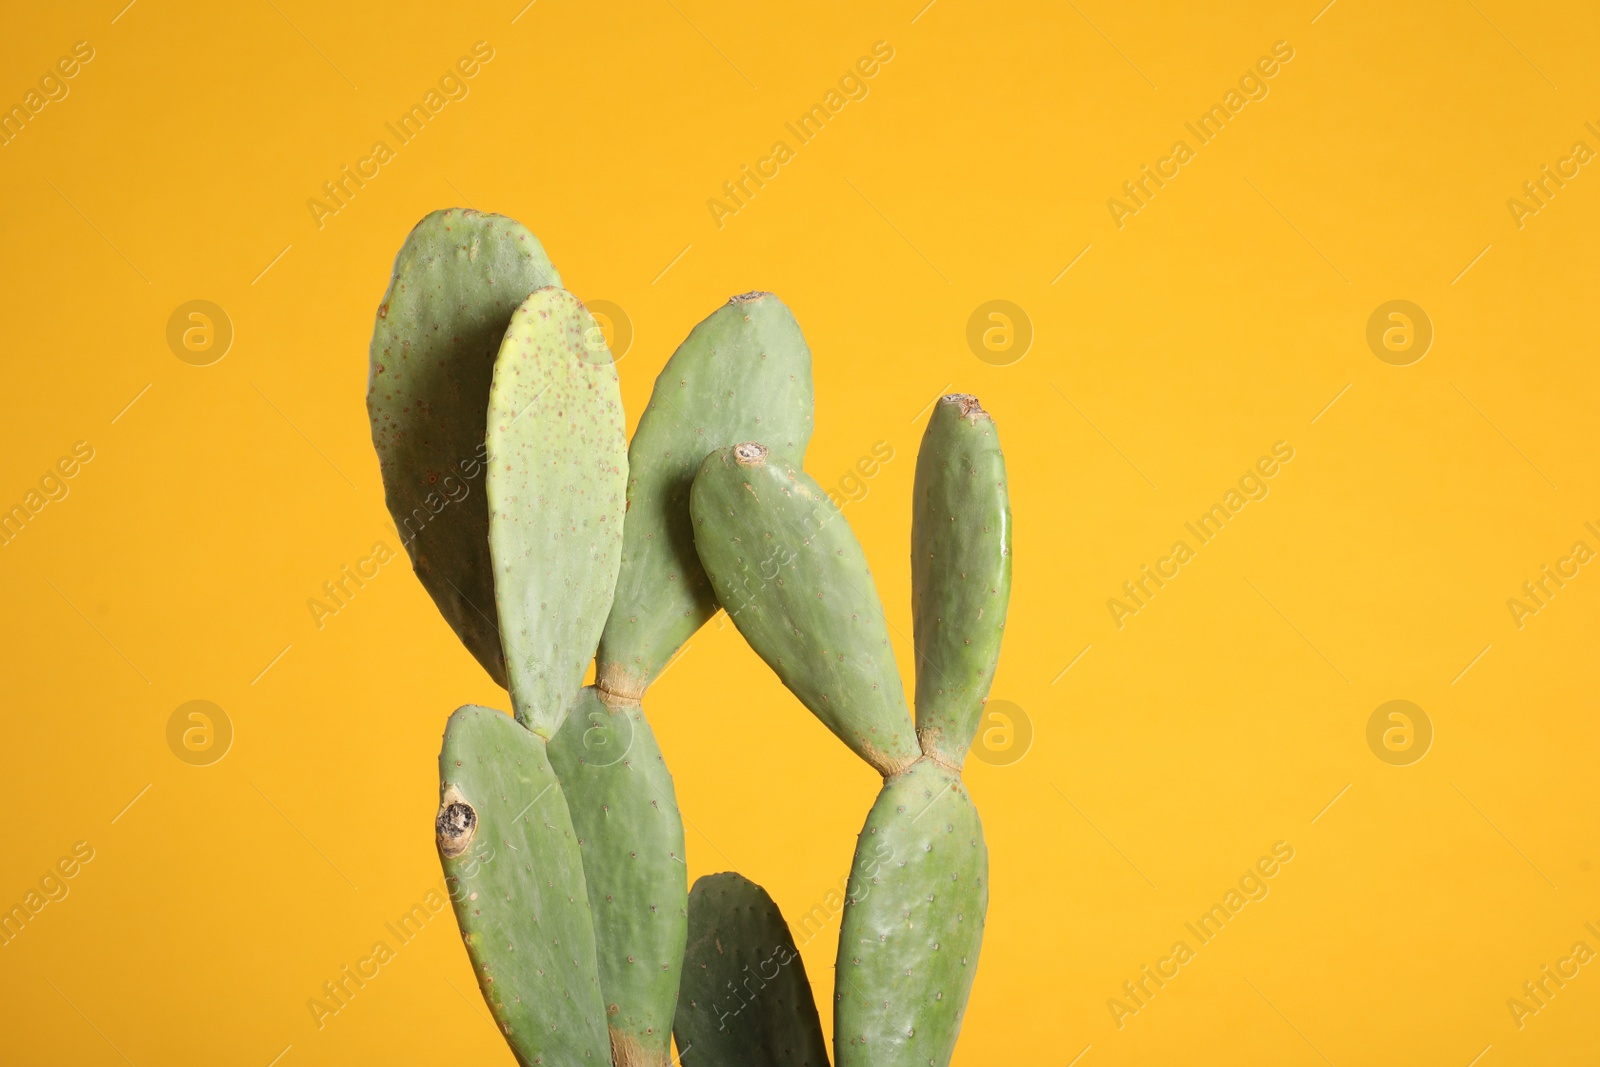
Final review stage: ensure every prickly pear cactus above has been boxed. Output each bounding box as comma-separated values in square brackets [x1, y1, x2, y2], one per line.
[488, 287, 628, 736]
[370, 201, 1011, 1067]
[548, 687, 687, 1067]
[367, 208, 560, 686]
[674, 873, 829, 1067]
[596, 292, 814, 698]
[832, 395, 1009, 1067]
[436, 704, 609, 1066]
[549, 293, 813, 1066]
[688, 442, 918, 775]
[910, 394, 1011, 766]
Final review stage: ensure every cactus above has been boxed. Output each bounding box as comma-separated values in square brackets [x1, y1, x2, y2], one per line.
[368, 207, 1011, 1067]
[688, 396, 1010, 1067]
[367, 208, 560, 686]
[436, 704, 609, 1065]
[673, 873, 829, 1067]
[548, 293, 814, 1065]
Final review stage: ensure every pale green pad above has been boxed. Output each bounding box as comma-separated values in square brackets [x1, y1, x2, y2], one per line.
[597, 292, 814, 696]
[436, 704, 609, 1065]
[834, 760, 988, 1067]
[549, 687, 689, 1065]
[689, 444, 918, 775]
[487, 288, 628, 736]
[674, 872, 829, 1067]
[910, 395, 1012, 764]
[368, 208, 560, 686]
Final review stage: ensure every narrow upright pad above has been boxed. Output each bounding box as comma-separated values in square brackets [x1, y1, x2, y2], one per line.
[910, 395, 1011, 764]
[549, 687, 689, 1066]
[487, 288, 628, 736]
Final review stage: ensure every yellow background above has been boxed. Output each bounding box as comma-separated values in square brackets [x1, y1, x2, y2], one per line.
[2, 1, 1598, 1063]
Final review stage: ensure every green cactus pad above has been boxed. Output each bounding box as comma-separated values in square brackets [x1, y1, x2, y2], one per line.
[436, 704, 609, 1065]
[487, 287, 628, 736]
[596, 292, 814, 698]
[910, 395, 1012, 765]
[548, 687, 689, 1066]
[689, 443, 918, 775]
[367, 208, 560, 687]
[833, 759, 987, 1067]
[673, 872, 829, 1067]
